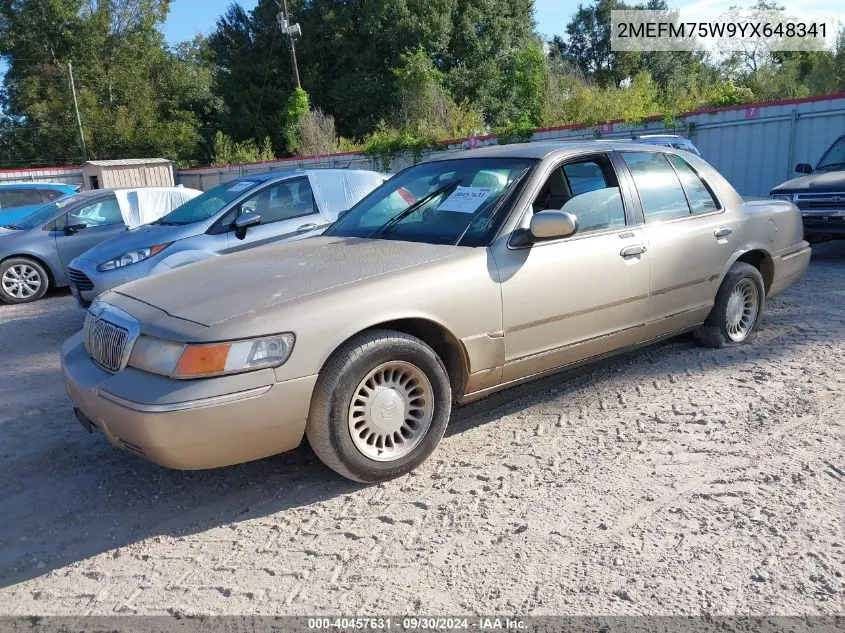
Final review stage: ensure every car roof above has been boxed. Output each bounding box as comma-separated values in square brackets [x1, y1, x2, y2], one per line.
[228, 168, 381, 183]
[232, 169, 305, 183]
[0, 182, 78, 190]
[424, 139, 694, 163]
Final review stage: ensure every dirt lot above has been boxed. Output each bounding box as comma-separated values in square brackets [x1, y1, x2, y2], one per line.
[0, 244, 843, 617]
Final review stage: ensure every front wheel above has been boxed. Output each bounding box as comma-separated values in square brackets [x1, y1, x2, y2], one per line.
[694, 262, 765, 348]
[0, 257, 49, 304]
[306, 329, 452, 483]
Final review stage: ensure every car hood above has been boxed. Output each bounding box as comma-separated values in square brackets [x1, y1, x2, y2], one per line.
[112, 236, 463, 327]
[73, 222, 204, 264]
[771, 170, 845, 194]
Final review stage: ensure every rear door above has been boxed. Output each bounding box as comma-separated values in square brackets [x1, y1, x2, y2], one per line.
[54, 195, 128, 269]
[618, 150, 739, 337]
[225, 177, 326, 253]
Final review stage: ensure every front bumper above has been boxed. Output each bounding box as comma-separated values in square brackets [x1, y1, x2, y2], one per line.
[800, 211, 845, 240]
[61, 331, 318, 470]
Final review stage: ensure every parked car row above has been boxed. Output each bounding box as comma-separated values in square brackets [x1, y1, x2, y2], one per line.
[0, 182, 81, 225]
[58, 142, 811, 482]
[0, 187, 202, 303]
[0, 170, 387, 305]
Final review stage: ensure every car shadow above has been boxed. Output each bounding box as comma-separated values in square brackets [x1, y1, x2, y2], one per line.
[0, 243, 842, 589]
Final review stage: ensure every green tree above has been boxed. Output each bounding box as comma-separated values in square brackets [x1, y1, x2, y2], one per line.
[207, 0, 535, 139]
[0, 0, 214, 167]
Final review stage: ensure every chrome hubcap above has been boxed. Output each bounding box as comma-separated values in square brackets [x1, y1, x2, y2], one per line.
[725, 278, 759, 341]
[347, 361, 434, 462]
[2, 264, 41, 299]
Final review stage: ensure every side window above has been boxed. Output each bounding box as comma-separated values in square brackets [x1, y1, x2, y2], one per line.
[42, 189, 66, 203]
[533, 155, 626, 234]
[666, 154, 719, 214]
[622, 152, 690, 222]
[70, 196, 124, 227]
[0, 188, 43, 208]
[240, 178, 318, 224]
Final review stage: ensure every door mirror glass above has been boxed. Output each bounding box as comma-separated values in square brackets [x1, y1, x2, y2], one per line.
[795, 163, 813, 174]
[529, 210, 578, 240]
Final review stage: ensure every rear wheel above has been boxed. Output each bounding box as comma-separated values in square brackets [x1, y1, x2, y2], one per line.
[306, 329, 452, 483]
[694, 262, 764, 348]
[0, 257, 49, 304]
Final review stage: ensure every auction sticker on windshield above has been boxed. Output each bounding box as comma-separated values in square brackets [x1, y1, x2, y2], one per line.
[438, 187, 493, 213]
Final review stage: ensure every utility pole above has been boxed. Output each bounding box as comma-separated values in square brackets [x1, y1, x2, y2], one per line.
[68, 61, 88, 162]
[277, 0, 302, 88]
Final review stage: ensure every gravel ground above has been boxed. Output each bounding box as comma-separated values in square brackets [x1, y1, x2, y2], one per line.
[0, 244, 843, 617]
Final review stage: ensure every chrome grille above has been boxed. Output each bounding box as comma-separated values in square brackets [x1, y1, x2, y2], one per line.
[84, 314, 129, 372]
[794, 192, 845, 210]
[68, 267, 94, 291]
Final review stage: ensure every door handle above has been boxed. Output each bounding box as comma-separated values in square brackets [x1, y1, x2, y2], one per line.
[714, 227, 733, 238]
[620, 244, 647, 257]
[296, 223, 319, 233]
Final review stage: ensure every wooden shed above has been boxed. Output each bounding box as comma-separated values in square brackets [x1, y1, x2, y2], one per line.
[82, 158, 175, 190]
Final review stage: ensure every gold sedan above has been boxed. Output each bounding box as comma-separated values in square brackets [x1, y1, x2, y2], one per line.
[62, 142, 811, 482]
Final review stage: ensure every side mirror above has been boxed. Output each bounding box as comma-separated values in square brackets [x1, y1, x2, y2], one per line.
[234, 213, 261, 240]
[529, 210, 578, 241]
[795, 163, 813, 174]
[64, 222, 88, 235]
[337, 209, 350, 220]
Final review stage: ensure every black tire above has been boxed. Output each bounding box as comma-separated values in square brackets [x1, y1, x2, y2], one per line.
[306, 329, 452, 483]
[694, 262, 765, 349]
[0, 257, 50, 304]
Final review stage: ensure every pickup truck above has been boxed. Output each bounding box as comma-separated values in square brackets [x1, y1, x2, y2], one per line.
[770, 135, 845, 243]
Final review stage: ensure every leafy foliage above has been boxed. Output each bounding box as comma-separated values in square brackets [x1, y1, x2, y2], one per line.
[1, 0, 845, 169]
[210, 131, 274, 166]
[0, 0, 215, 167]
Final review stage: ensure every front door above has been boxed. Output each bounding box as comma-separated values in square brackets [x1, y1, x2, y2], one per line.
[494, 153, 652, 383]
[226, 177, 327, 253]
[618, 151, 739, 337]
[54, 195, 127, 273]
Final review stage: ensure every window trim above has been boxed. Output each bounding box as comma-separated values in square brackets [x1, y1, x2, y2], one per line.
[664, 153, 722, 214]
[507, 151, 631, 250]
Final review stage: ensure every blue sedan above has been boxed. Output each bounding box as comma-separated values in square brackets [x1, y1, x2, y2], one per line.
[0, 182, 80, 225]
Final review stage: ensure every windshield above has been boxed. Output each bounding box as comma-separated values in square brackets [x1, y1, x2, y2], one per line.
[9, 194, 84, 230]
[325, 158, 536, 245]
[153, 179, 262, 225]
[816, 136, 845, 171]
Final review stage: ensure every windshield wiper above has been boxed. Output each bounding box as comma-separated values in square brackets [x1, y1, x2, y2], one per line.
[369, 179, 461, 238]
[5, 223, 23, 230]
[816, 162, 845, 171]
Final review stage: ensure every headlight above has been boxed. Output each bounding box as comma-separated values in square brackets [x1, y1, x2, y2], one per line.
[128, 333, 295, 379]
[771, 193, 793, 202]
[98, 243, 171, 271]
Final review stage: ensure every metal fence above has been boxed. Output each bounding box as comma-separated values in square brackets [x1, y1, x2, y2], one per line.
[3, 92, 843, 197]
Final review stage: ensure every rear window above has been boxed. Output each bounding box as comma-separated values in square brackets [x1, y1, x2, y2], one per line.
[0, 188, 43, 209]
[622, 152, 690, 222]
